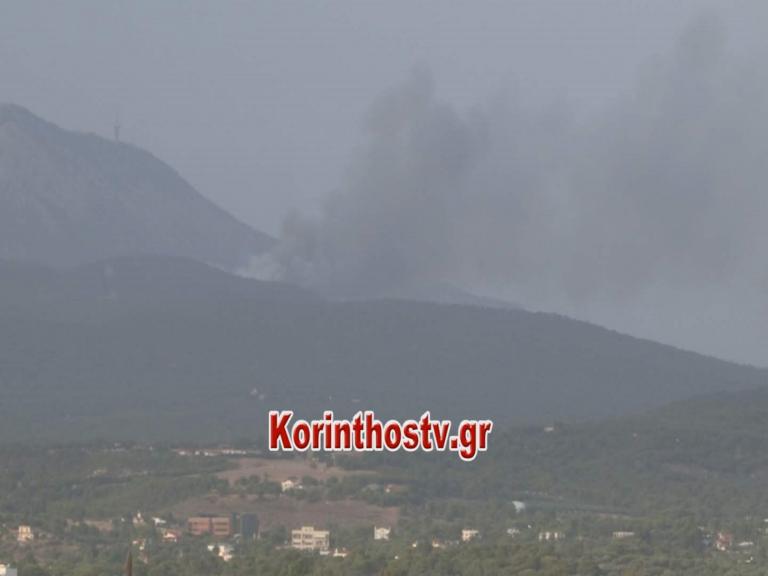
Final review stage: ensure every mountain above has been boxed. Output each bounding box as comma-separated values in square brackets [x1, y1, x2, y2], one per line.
[643, 385, 768, 436]
[0, 256, 312, 315]
[346, 278, 520, 310]
[0, 257, 764, 443]
[0, 103, 272, 269]
[364, 385, 768, 520]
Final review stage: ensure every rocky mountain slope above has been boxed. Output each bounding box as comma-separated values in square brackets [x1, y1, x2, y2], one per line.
[0, 104, 272, 269]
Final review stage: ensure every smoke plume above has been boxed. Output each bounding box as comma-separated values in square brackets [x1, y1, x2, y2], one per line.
[253, 14, 768, 363]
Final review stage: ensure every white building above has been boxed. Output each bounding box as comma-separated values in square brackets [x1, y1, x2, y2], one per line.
[282, 479, 301, 492]
[0, 565, 18, 576]
[461, 529, 480, 542]
[18, 525, 34, 543]
[512, 500, 527, 513]
[291, 526, 330, 552]
[538, 531, 565, 542]
[613, 531, 635, 540]
[208, 543, 234, 561]
[161, 528, 181, 543]
[374, 526, 391, 541]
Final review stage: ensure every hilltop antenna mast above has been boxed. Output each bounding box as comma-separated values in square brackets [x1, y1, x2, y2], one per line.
[114, 110, 121, 142]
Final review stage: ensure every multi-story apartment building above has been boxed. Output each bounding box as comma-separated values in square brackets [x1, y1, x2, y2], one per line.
[291, 526, 330, 552]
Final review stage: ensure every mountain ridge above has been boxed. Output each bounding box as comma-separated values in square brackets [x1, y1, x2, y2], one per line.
[0, 103, 273, 269]
[0, 256, 764, 443]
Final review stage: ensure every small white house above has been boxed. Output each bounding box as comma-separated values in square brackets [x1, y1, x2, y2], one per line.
[461, 529, 480, 542]
[374, 526, 391, 541]
[17, 525, 34, 543]
[0, 565, 18, 576]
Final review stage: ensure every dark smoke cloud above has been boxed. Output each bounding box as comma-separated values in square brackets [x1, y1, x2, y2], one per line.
[252, 14, 768, 364]
[254, 67, 485, 296]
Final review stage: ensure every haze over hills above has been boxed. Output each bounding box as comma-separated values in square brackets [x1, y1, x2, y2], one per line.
[0, 104, 513, 310]
[0, 256, 312, 316]
[376, 383, 768, 521]
[0, 257, 764, 443]
[0, 104, 765, 445]
[645, 385, 768, 436]
[0, 103, 272, 269]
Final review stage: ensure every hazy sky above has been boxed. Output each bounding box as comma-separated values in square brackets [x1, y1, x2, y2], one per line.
[2, 0, 719, 233]
[2, 1, 767, 365]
